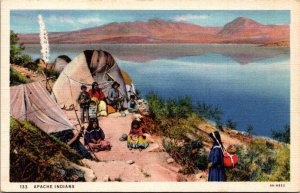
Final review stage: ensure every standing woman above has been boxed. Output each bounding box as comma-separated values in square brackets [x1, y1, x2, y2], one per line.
[208, 131, 226, 181]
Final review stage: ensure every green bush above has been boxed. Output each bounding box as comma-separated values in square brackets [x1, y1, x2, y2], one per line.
[272, 125, 290, 143]
[246, 125, 255, 136]
[146, 92, 192, 119]
[163, 139, 208, 174]
[36, 67, 60, 80]
[46, 68, 60, 79]
[10, 30, 33, 67]
[10, 67, 30, 86]
[226, 139, 290, 181]
[195, 102, 222, 123]
[226, 119, 237, 130]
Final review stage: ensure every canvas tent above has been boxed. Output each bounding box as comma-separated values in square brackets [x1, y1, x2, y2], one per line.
[10, 81, 73, 134]
[52, 55, 72, 73]
[10, 81, 92, 159]
[52, 50, 127, 109]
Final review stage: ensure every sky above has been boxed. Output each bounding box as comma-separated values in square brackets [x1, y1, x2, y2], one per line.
[10, 10, 290, 34]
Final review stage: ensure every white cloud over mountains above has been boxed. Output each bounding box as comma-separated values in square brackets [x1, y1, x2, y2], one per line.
[48, 15, 103, 25]
[174, 14, 209, 22]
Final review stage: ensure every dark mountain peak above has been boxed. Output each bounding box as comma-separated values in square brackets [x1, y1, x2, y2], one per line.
[231, 17, 262, 26]
[218, 17, 263, 36]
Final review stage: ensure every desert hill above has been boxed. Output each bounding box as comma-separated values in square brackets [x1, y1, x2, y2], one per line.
[18, 17, 289, 45]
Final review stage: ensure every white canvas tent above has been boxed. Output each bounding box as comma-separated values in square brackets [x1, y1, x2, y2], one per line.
[10, 81, 73, 134]
[52, 50, 127, 109]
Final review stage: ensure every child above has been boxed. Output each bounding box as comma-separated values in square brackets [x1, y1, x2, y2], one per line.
[89, 99, 98, 122]
[77, 85, 90, 123]
[84, 120, 111, 152]
[127, 119, 149, 150]
[127, 95, 138, 113]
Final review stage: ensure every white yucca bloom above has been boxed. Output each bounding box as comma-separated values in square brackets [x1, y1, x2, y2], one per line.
[38, 15, 50, 63]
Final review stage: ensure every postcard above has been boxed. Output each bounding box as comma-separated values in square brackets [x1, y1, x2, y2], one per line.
[1, 0, 300, 192]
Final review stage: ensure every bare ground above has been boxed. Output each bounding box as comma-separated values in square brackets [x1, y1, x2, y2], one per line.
[64, 110, 186, 182]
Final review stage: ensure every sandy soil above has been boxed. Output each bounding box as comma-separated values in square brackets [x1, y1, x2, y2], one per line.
[63, 110, 183, 182]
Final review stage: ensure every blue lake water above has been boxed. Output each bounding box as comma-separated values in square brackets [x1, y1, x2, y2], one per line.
[24, 44, 290, 137]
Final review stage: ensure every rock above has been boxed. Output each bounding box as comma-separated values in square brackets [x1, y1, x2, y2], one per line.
[70, 161, 97, 182]
[147, 143, 162, 152]
[176, 174, 187, 182]
[168, 165, 181, 173]
[167, 158, 175, 164]
[103, 175, 110, 182]
[143, 133, 155, 143]
[126, 160, 135, 165]
[194, 171, 208, 181]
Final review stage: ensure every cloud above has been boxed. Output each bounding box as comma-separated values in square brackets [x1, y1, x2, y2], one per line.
[47, 15, 102, 25]
[174, 14, 209, 22]
[77, 17, 102, 24]
[48, 15, 75, 24]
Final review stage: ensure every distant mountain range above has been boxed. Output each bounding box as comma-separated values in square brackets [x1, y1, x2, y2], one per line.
[18, 17, 289, 45]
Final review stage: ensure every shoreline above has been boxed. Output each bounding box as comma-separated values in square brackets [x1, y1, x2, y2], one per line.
[21, 42, 290, 48]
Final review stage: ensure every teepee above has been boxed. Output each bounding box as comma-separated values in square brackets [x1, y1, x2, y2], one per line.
[52, 49, 127, 109]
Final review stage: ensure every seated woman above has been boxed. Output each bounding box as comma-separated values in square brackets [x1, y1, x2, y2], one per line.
[127, 120, 149, 150]
[127, 95, 139, 113]
[88, 82, 107, 116]
[84, 120, 111, 152]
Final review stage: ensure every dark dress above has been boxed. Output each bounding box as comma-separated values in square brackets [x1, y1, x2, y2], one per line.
[208, 144, 226, 181]
[84, 128, 105, 145]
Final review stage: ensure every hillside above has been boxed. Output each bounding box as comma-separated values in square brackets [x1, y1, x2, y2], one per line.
[18, 17, 289, 45]
[10, 117, 96, 182]
[10, 62, 290, 182]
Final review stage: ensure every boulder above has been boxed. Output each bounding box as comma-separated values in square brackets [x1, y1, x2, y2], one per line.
[143, 133, 155, 143]
[103, 175, 110, 182]
[126, 160, 135, 165]
[147, 143, 162, 152]
[167, 158, 175, 164]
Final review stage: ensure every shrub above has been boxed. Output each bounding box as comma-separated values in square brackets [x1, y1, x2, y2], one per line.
[195, 102, 222, 124]
[10, 30, 33, 67]
[146, 92, 192, 119]
[45, 68, 60, 79]
[272, 125, 290, 143]
[140, 116, 160, 135]
[163, 139, 208, 174]
[226, 139, 290, 181]
[10, 117, 85, 182]
[246, 125, 255, 136]
[10, 67, 30, 86]
[36, 67, 60, 80]
[226, 119, 237, 130]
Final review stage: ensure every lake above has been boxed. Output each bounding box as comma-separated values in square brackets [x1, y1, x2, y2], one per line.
[24, 44, 290, 137]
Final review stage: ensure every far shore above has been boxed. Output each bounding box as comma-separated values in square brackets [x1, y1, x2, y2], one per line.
[22, 42, 290, 48]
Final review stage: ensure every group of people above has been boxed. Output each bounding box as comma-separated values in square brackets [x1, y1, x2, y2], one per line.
[77, 81, 147, 152]
[78, 81, 227, 181]
[83, 118, 149, 152]
[77, 81, 139, 123]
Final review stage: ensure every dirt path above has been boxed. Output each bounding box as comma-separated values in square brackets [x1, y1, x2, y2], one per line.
[64, 110, 182, 182]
